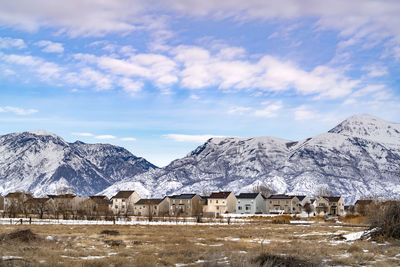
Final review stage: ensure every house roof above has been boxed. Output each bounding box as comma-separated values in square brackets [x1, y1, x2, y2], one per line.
[135, 199, 164, 205]
[322, 196, 341, 202]
[208, 192, 232, 199]
[296, 195, 307, 201]
[5, 192, 33, 198]
[354, 199, 373, 205]
[89, 195, 109, 200]
[168, 194, 197, 199]
[236, 193, 260, 199]
[268, 194, 295, 200]
[112, 191, 136, 199]
[88, 197, 111, 205]
[56, 194, 76, 199]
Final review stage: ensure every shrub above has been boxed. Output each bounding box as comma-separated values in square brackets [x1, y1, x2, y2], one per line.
[251, 253, 320, 267]
[368, 200, 400, 240]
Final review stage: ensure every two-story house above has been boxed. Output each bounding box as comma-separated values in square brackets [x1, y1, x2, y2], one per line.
[236, 193, 266, 214]
[134, 198, 169, 216]
[266, 194, 300, 214]
[168, 194, 205, 216]
[203, 192, 237, 217]
[110, 191, 140, 215]
[315, 196, 345, 216]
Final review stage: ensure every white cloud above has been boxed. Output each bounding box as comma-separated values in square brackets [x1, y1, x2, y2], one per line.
[119, 78, 143, 96]
[120, 137, 136, 141]
[173, 45, 359, 98]
[362, 64, 388, 78]
[0, 37, 26, 49]
[0, 106, 38, 115]
[72, 132, 93, 137]
[36, 40, 64, 53]
[253, 101, 283, 118]
[227, 106, 252, 115]
[164, 134, 224, 143]
[95, 135, 116, 140]
[294, 105, 317, 120]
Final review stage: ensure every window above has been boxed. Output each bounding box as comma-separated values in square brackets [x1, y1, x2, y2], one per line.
[179, 200, 182, 204]
[187, 200, 190, 203]
[216, 206, 219, 210]
[216, 200, 219, 204]
[115, 205, 118, 209]
[222, 200, 225, 204]
[172, 200, 175, 204]
[286, 200, 289, 204]
[209, 200, 212, 204]
[245, 205, 250, 211]
[122, 199, 126, 202]
[238, 206, 242, 210]
[122, 205, 125, 209]
[238, 200, 240, 203]
[270, 200, 272, 204]
[278, 200, 280, 204]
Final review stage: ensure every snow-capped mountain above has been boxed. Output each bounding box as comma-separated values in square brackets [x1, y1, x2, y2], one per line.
[102, 114, 400, 204]
[0, 131, 157, 196]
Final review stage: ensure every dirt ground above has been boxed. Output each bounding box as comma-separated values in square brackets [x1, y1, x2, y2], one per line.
[0, 222, 399, 266]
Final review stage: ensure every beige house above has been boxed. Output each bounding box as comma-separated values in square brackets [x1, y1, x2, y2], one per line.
[168, 194, 205, 216]
[133, 198, 169, 216]
[315, 196, 345, 216]
[47, 194, 85, 218]
[82, 196, 111, 216]
[0, 195, 4, 211]
[266, 195, 300, 214]
[110, 191, 140, 215]
[203, 192, 236, 217]
[25, 197, 54, 218]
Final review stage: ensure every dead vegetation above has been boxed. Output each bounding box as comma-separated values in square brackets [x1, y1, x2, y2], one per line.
[0, 223, 398, 266]
[0, 229, 40, 243]
[368, 200, 400, 240]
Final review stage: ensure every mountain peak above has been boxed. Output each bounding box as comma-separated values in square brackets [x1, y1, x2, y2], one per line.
[329, 114, 400, 144]
[28, 130, 59, 138]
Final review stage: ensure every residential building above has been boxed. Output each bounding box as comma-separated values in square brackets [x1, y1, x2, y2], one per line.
[110, 191, 140, 215]
[47, 194, 85, 217]
[203, 192, 237, 216]
[82, 196, 111, 216]
[134, 198, 169, 216]
[295, 195, 310, 207]
[236, 193, 266, 214]
[168, 194, 205, 216]
[266, 195, 300, 214]
[0, 195, 4, 211]
[315, 196, 345, 216]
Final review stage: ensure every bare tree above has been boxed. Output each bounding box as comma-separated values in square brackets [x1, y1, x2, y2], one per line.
[252, 183, 275, 198]
[303, 202, 313, 217]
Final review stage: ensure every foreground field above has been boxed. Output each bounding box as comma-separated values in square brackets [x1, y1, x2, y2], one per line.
[0, 222, 399, 266]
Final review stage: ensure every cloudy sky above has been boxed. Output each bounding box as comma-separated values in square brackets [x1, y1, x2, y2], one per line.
[0, 0, 399, 166]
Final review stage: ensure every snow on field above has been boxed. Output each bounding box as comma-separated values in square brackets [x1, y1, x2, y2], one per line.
[2, 256, 23, 260]
[343, 231, 364, 241]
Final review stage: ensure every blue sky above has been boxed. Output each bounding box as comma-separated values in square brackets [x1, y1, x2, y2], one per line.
[0, 0, 399, 166]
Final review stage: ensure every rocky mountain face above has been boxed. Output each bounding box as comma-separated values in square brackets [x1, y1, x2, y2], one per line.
[102, 115, 400, 204]
[0, 131, 157, 196]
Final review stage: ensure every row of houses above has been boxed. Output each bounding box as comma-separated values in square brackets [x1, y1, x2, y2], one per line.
[1, 190, 353, 218]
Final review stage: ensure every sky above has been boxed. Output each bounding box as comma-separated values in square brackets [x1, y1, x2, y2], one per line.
[0, 0, 399, 167]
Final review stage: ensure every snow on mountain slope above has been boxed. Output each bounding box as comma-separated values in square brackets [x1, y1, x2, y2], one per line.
[0, 131, 157, 197]
[101, 115, 400, 204]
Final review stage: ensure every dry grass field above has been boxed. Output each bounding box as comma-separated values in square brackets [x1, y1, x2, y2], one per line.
[0, 220, 399, 266]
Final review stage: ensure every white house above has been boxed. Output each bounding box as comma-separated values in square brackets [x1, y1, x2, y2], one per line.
[236, 193, 266, 214]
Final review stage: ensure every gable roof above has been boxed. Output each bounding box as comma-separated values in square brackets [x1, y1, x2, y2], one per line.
[236, 193, 260, 199]
[5, 192, 33, 198]
[89, 195, 109, 200]
[112, 191, 136, 199]
[296, 195, 307, 201]
[135, 199, 164, 205]
[208, 192, 232, 199]
[268, 194, 296, 200]
[322, 196, 341, 202]
[25, 198, 50, 204]
[169, 194, 197, 199]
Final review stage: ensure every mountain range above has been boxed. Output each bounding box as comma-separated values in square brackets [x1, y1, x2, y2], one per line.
[1, 114, 399, 204]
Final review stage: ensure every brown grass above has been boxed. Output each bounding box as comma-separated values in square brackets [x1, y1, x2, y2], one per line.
[0, 223, 398, 266]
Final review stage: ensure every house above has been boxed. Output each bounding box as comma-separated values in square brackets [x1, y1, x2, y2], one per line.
[134, 198, 169, 216]
[266, 195, 300, 214]
[24, 197, 54, 218]
[236, 193, 266, 214]
[203, 192, 237, 216]
[315, 196, 345, 216]
[110, 191, 140, 215]
[48, 194, 85, 218]
[354, 199, 373, 215]
[4, 192, 33, 216]
[82, 196, 111, 216]
[168, 194, 205, 216]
